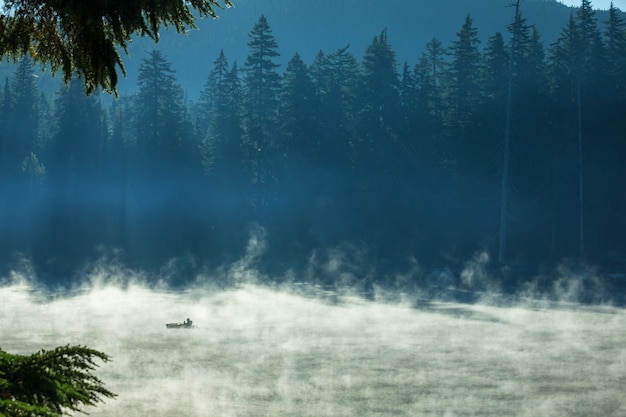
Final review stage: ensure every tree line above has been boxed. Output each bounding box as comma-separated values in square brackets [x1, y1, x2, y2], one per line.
[1, 1, 625, 287]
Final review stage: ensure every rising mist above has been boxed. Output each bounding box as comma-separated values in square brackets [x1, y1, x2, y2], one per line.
[2, 270, 626, 416]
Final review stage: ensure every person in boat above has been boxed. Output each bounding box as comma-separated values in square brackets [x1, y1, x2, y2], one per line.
[184, 318, 193, 327]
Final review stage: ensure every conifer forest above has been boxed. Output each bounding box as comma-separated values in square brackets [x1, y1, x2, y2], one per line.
[1, 2, 626, 293]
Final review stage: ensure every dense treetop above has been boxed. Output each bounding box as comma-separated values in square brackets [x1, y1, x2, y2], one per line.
[0, 0, 232, 95]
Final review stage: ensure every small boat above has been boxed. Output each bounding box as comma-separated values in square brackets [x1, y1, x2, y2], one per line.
[166, 318, 194, 329]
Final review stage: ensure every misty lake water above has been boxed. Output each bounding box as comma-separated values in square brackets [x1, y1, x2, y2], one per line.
[2, 280, 626, 417]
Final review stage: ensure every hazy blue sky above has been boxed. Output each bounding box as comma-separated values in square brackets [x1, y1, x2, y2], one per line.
[560, 0, 625, 9]
[0, 1, 624, 12]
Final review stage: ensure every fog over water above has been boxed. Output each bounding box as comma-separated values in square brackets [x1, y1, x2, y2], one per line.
[2, 263, 626, 417]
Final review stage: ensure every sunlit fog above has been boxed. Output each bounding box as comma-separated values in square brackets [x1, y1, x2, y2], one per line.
[2, 273, 626, 416]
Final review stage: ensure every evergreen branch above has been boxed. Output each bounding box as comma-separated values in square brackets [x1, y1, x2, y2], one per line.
[0, 0, 233, 95]
[0, 345, 116, 417]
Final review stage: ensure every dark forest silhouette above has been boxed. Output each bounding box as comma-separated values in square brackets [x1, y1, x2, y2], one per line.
[1, 2, 626, 291]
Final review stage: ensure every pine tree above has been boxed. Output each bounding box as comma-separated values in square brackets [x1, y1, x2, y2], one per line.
[0, 78, 12, 260]
[482, 32, 509, 130]
[204, 60, 245, 180]
[318, 45, 360, 168]
[134, 50, 188, 177]
[445, 14, 482, 134]
[399, 61, 419, 146]
[413, 38, 447, 172]
[603, 2, 626, 142]
[417, 38, 447, 126]
[576, 1, 606, 125]
[495, 0, 531, 262]
[0, 78, 10, 170]
[357, 29, 401, 178]
[396, 62, 430, 182]
[242, 15, 281, 214]
[10, 56, 40, 175]
[604, 2, 626, 99]
[310, 50, 329, 99]
[547, 14, 581, 259]
[516, 25, 548, 126]
[444, 14, 483, 176]
[359, 29, 401, 143]
[0, 77, 11, 186]
[278, 53, 319, 171]
[43, 76, 105, 271]
[508, 21, 553, 262]
[576, 0, 599, 69]
[197, 50, 230, 136]
[132, 50, 200, 260]
[549, 15, 580, 116]
[104, 96, 132, 247]
[0, 57, 46, 256]
[599, 2, 626, 261]
[50, 76, 104, 187]
[547, 1, 605, 260]
[198, 50, 230, 172]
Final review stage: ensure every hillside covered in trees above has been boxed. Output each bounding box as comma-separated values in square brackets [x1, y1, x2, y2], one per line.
[1, 1, 625, 293]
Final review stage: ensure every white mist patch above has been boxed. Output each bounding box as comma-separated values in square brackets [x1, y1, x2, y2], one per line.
[1, 282, 626, 417]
